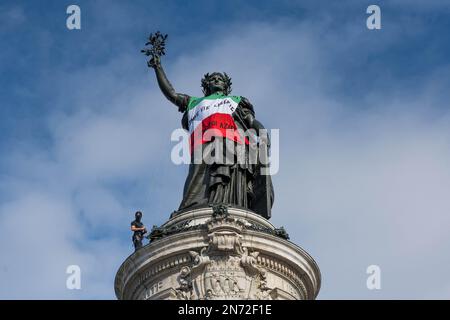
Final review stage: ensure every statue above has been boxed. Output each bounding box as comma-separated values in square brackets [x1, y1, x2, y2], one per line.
[142, 32, 274, 219]
[130, 211, 147, 250]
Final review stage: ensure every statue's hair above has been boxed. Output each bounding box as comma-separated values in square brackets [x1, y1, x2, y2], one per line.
[201, 72, 232, 96]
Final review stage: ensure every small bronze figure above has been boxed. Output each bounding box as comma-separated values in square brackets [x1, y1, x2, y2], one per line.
[131, 211, 147, 250]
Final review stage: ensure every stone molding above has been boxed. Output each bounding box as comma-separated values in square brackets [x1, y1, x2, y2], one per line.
[115, 206, 320, 300]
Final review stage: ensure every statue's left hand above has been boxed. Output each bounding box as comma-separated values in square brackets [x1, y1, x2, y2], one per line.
[259, 134, 271, 148]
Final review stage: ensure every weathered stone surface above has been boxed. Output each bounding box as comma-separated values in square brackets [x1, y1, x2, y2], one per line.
[115, 206, 321, 300]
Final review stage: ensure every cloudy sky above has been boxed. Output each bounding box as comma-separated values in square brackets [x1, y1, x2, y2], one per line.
[1, 0, 450, 299]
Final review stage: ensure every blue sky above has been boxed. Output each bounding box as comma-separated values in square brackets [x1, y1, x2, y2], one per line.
[1, 0, 450, 299]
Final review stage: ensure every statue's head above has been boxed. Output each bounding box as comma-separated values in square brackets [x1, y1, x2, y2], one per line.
[201, 72, 232, 96]
[135, 211, 142, 222]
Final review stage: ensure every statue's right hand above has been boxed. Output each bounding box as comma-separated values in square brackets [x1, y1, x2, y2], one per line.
[147, 54, 161, 69]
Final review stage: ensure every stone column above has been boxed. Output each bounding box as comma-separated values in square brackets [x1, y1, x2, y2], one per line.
[115, 206, 321, 300]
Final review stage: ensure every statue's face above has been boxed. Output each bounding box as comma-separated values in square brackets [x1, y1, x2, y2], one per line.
[208, 73, 225, 94]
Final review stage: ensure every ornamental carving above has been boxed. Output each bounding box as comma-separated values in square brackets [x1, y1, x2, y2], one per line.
[175, 213, 274, 299]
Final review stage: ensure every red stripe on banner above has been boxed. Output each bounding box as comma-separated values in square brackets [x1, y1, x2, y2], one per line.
[189, 113, 249, 152]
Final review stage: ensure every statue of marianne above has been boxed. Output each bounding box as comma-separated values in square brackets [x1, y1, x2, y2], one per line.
[144, 33, 274, 219]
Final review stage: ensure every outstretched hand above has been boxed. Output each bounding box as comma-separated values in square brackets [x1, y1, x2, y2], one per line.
[147, 54, 161, 69]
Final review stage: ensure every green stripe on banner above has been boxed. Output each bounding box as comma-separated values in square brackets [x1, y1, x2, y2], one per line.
[187, 94, 241, 110]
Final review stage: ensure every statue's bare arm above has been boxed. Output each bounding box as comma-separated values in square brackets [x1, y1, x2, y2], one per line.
[149, 55, 189, 112]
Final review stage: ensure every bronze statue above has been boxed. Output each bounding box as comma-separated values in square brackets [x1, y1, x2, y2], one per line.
[131, 211, 147, 250]
[143, 32, 274, 219]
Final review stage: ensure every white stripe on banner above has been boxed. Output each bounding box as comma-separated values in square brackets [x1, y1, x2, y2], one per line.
[188, 97, 240, 133]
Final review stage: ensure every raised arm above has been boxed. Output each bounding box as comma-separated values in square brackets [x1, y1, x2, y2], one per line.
[148, 55, 189, 112]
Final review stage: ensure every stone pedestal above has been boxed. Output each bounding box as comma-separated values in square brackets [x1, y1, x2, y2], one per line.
[114, 206, 321, 300]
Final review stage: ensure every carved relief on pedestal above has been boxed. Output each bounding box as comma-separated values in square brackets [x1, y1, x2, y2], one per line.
[175, 205, 273, 300]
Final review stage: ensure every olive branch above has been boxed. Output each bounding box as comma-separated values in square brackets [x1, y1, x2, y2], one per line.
[141, 31, 168, 67]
